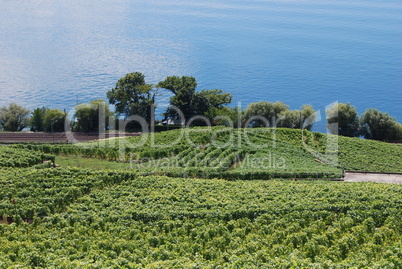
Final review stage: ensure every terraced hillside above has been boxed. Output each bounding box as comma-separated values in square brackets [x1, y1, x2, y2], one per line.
[14, 128, 402, 179]
[2, 129, 402, 267]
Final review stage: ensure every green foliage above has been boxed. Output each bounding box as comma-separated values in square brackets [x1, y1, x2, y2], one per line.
[30, 107, 47, 132]
[1, 174, 402, 267]
[43, 109, 66, 132]
[244, 102, 316, 130]
[198, 89, 232, 109]
[157, 76, 232, 125]
[204, 106, 233, 126]
[326, 103, 360, 137]
[55, 155, 131, 170]
[193, 89, 232, 122]
[0, 146, 54, 168]
[0, 103, 30, 131]
[13, 128, 340, 179]
[107, 72, 155, 127]
[0, 168, 137, 219]
[217, 106, 245, 128]
[394, 124, 402, 141]
[244, 101, 289, 128]
[360, 108, 402, 141]
[157, 75, 197, 121]
[74, 99, 113, 132]
[337, 136, 402, 172]
[16, 127, 402, 177]
[278, 105, 316, 131]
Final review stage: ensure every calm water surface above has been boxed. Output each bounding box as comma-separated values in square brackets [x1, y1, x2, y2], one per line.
[0, 0, 401, 131]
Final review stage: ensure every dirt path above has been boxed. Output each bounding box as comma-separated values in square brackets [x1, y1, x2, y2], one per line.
[344, 171, 402, 184]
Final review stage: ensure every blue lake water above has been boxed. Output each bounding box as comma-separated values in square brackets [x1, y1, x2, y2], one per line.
[0, 0, 401, 132]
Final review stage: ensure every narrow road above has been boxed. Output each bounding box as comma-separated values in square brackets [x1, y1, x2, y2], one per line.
[344, 171, 402, 184]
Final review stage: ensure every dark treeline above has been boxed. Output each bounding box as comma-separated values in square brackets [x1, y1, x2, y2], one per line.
[0, 72, 401, 142]
[326, 103, 402, 141]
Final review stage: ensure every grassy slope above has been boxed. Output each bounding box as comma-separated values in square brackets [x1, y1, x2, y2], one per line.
[56, 155, 132, 170]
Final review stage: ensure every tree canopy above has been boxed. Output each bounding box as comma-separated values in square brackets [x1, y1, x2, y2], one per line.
[43, 109, 66, 132]
[74, 99, 113, 132]
[107, 72, 155, 126]
[2, 72, 401, 143]
[278, 105, 316, 131]
[157, 76, 197, 121]
[0, 103, 30, 131]
[360, 108, 402, 141]
[326, 103, 360, 137]
[244, 101, 289, 128]
[157, 76, 232, 125]
[30, 107, 47, 132]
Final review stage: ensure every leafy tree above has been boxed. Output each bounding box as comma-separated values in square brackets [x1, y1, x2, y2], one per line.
[30, 107, 47, 132]
[360, 108, 402, 141]
[74, 99, 113, 132]
[277, 110, 300, 129]
[394, 124, 402, 141]
[196, 89, 232, 113]
[197, 89, 232, 109]
[300, 105, 316, 130]
[157, 76, 197, 121]
[157, 76, 232, 125]
[202, 106, 245, 127]
[278, 105, 316, 131]
[44, 109, 66, 132]
[191, 90, 232, 125]
[0, 103, 30, 131]
[244, 101, 289, 128]
[227, 106, 245, 128]
[107, 72, 155, 127]
[326, 103, 360, 137]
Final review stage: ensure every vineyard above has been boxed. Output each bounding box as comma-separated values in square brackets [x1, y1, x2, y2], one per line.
[1, 168, 402, 267]
[1, 128, 402, 267]
[0, 146, 54, 168]
[0, 168, 136, 220]
[12, 127, 402, 178]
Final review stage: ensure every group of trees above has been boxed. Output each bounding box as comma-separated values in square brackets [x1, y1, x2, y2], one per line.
[238, 101, 316, 130]
[156, 75, 232, 124]
[74, 99, 113, 132]
[106, 73, 314, 130]
[0, 101, 111, 133]
[0, 104, 69, 133]
[31, 107, 66, 132]
[326, 102, 402, 141]
[0, 72, 401, 142]
[0, 103, 30, 131]
[107, 72, 233, 128]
